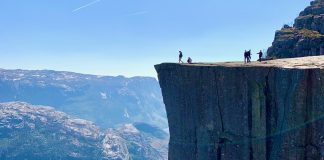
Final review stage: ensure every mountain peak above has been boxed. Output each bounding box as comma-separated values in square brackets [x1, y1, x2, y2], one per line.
[295, 0, 324, 34]
[267, 0, 324, 58]
[300, 0, 324, 16]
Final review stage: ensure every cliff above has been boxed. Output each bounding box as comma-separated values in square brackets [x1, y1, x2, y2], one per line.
[267, 0, 324, 58]
[155, 56, 324, 160]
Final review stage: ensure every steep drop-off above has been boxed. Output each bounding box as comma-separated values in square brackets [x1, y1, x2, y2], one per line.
[267, 0, 324, 58]
[155, 56, 324, 160]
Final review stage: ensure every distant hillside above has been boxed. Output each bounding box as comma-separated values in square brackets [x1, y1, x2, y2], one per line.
[0, 102, 168, 160]
[0, 69, 167, 129]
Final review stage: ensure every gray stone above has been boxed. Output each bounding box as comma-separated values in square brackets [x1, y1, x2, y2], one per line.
[155, 56, 324, 160]
[267, 0, 324, 58]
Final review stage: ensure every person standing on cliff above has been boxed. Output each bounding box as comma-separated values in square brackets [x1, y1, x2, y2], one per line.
[257, 50, 263, 62]
[179, 51, 183, 63]
[244, 50, 248, 63]
[247, 50, 252, 63]
[244, 50, 251, 63]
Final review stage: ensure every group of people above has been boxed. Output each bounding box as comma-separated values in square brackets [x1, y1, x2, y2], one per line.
[178, 51, 192, 64]
[244, 50, 252, 63]
[178, 49, 264, 64]
[245, 50, 263, 63]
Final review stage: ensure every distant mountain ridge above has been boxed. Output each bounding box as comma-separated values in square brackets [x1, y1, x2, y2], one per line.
[0, 68, 167, 129]
[0, 102, 168, 160]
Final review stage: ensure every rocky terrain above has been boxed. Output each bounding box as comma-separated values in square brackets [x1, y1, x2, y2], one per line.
[0, 102, 168, 160]
[267, 0, 324, 58]
[111, 123, 168, 160]
[0, 69, 167, 129]
[295, 0, 324, 33]
[155, 56, 324, 159]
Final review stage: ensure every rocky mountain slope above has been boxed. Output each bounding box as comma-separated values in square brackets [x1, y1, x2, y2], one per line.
[111, 123, 168, 160]
[267, 0, 324, 58]
[155, 56, 324, 159]
[0, 69, 167, 129]
[0, 102, 168, 160]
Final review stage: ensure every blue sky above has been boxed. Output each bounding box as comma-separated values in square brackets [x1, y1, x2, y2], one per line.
[0, 0, 312, 77]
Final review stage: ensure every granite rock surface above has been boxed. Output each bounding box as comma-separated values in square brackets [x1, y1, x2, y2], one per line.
[155, 56, 324, 160]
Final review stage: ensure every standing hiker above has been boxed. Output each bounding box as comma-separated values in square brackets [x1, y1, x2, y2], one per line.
[257, 50, 263, 62]
[179, 51, 183, 63]
[244, 50, 248, 63]
[247, 50, 252, 63]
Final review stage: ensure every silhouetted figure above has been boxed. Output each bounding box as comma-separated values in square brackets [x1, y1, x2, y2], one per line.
[179, 51, 183, 63]
[257, 50, 263, 62]
[247, 50, 251, 63]
[244, 50, 251, 63]
[244, 50, 248, 63]
[187, 57, 192, 64]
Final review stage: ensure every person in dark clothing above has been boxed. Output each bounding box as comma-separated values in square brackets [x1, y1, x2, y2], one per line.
[244, 50, 248, 63]
[187, 57, 192, 64]
[247, 50, 251, 63]
[244, 50, 251, 63]
[179, 51, 183, 63]
[257, 50, 263, 62]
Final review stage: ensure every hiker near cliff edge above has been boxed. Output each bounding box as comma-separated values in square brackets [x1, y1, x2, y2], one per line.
[179, 51, 183, 63]
[187, 57, 192, 64]
[244, 50, 248, 63]
[247, 50, 251, 63]
[257, 50, 263, 62]
[244, 50, 251, 63]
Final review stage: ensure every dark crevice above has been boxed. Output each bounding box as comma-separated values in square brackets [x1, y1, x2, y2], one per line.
[215, 70, 224, 160]
[194, 126, 198, 160]
[247, 75, 253, 160]
[264, 68, 272, 160]
[304, 69, 316, 159]
[217, 139, 224, 160]
[215, 78, 224, 132]
[195, 68, 203, 160]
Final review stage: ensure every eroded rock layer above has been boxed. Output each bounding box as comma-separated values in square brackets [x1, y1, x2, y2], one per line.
[267, 0, 324, 58]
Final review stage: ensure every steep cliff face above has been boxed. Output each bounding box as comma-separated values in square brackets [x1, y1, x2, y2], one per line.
[155, 56, 324, 160]
[267, 0, 324, 58]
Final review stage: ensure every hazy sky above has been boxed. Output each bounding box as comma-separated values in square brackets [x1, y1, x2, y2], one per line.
[0, 0, 312, 77]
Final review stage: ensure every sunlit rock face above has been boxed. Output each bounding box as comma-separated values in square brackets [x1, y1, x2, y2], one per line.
[155, 56, 324, 160]
[267, 0, 324, 58]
